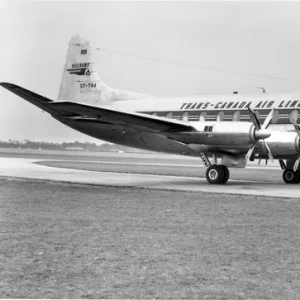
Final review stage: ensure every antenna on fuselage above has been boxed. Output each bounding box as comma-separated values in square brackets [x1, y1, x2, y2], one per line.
[256, 87, 266, 93]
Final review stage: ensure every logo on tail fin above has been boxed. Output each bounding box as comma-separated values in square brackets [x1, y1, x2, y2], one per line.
[85, 68, 91, 76]
[66, 62, 90, 76]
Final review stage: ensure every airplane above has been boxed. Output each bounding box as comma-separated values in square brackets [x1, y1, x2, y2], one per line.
[2, 34, 300, 185]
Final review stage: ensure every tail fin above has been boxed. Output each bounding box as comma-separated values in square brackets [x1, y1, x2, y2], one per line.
[58, 35, 150, 105]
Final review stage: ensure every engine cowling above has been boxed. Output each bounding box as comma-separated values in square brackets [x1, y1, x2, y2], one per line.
[256, 131, 300, 156]
[185, 122, 268, 146]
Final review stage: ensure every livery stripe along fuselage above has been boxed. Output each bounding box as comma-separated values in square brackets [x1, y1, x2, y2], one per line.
[111, 93, 300, 126]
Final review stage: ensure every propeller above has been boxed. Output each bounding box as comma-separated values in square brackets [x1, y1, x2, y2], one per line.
[292, 120, 300, 136]
[277, 120, 300, 172]
[291, 120, 300, 172]
[293, 156, 300, 172]
[245, 107, 274, 162]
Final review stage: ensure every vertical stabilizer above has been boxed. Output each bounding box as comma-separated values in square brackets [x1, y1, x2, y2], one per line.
[58, 35, 150, 105]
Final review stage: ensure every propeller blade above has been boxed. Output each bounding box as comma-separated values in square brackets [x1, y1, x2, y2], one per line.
[292, 121, 300, 136]
[262, 108, 275, 130]
[279, 159, 286, 170]
[262, 140, 274, 161]
[247, 106, 261, 130]
[293, 156, 300, 172]
[245, 142, 256, 161]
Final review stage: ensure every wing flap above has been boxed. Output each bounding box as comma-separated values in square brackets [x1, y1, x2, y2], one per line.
[50, 101, 195, 133]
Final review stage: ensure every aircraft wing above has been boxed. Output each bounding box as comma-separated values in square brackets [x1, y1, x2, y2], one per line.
[0, 82, 195, 134]
[0, 82, 58, 115]
[49, 101, 196, 133]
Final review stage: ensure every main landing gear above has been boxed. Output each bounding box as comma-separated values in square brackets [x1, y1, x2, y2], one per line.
[200, 154, 230, 184]
[282, 169, 300, 184]
[279, 159, 300, 184]
[206, 165, 230, 184]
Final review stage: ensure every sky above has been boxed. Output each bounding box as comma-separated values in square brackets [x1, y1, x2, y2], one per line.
[1, 0, 300, 142]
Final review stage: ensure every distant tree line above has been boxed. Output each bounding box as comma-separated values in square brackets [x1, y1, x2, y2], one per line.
[0, 139, 151, 153]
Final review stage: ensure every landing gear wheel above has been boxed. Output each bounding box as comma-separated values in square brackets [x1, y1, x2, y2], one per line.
[282, 169, 300, 184]
[296, 171, 300, 184]
[206, 165, 226, 184]
[220, 165, 230, 184]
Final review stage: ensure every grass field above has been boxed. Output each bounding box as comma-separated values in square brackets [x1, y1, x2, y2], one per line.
[1, 177, 300, 298]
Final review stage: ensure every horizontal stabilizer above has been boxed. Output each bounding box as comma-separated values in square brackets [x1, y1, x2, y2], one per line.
[50, 101, 195, 133]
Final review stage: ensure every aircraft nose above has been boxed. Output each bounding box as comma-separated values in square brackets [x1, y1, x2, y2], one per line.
[254, 129, 271, 140]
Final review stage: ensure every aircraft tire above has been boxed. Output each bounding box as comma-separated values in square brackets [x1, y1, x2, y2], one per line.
[282, 169, 299, 184]
[220, 165, 230, 184]
[296, 170, 300, 184]
[206, 165, 225, 184]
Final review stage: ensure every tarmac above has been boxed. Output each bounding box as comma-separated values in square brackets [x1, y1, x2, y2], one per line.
[0, 157, 299, 199]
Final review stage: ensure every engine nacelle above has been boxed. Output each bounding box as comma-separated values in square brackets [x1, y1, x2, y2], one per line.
[187, 122, 260, 146]
[258, 131, 300, 156]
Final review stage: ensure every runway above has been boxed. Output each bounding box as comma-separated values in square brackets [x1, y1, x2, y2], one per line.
[0, 156, 299, 199]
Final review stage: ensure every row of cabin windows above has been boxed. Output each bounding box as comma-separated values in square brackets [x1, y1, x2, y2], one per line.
[152, 110, 299, 123]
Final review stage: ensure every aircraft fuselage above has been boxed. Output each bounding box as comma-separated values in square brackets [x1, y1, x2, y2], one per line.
[55, 92, 300, 161]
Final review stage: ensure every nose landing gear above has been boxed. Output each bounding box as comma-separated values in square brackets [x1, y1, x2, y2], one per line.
[206, 165, 230, 184]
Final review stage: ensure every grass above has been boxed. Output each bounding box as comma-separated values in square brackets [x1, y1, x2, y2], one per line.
[1, 177, 300, 298]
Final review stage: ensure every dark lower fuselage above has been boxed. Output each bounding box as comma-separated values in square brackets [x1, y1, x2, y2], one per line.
[57, 117, 300, 161]
[57, 117, 198, 156]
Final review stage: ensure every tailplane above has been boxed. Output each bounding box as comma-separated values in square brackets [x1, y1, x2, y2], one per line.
[58, 35, 150, 105]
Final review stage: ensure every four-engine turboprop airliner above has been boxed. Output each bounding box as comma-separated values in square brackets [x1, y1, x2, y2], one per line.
[2, 35, 300, 184]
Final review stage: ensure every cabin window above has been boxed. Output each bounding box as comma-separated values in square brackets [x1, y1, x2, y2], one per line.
[204, 125, 213, 132]
[289, 110, 298, 123]
[233, 111, 240, 121]
[199, 112, 206, 122]
[217, 111, 224, 122]
[182, 112, 189, 122]
[166, 112, 173, 119]
[272, 110, 279, 123]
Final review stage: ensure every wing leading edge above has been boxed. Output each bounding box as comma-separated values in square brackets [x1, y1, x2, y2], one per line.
[1, 82, 196, 134]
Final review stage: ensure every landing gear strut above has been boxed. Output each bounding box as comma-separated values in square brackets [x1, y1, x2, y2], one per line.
[206, 165, 230, 184]
[282, 169, 300, 184]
